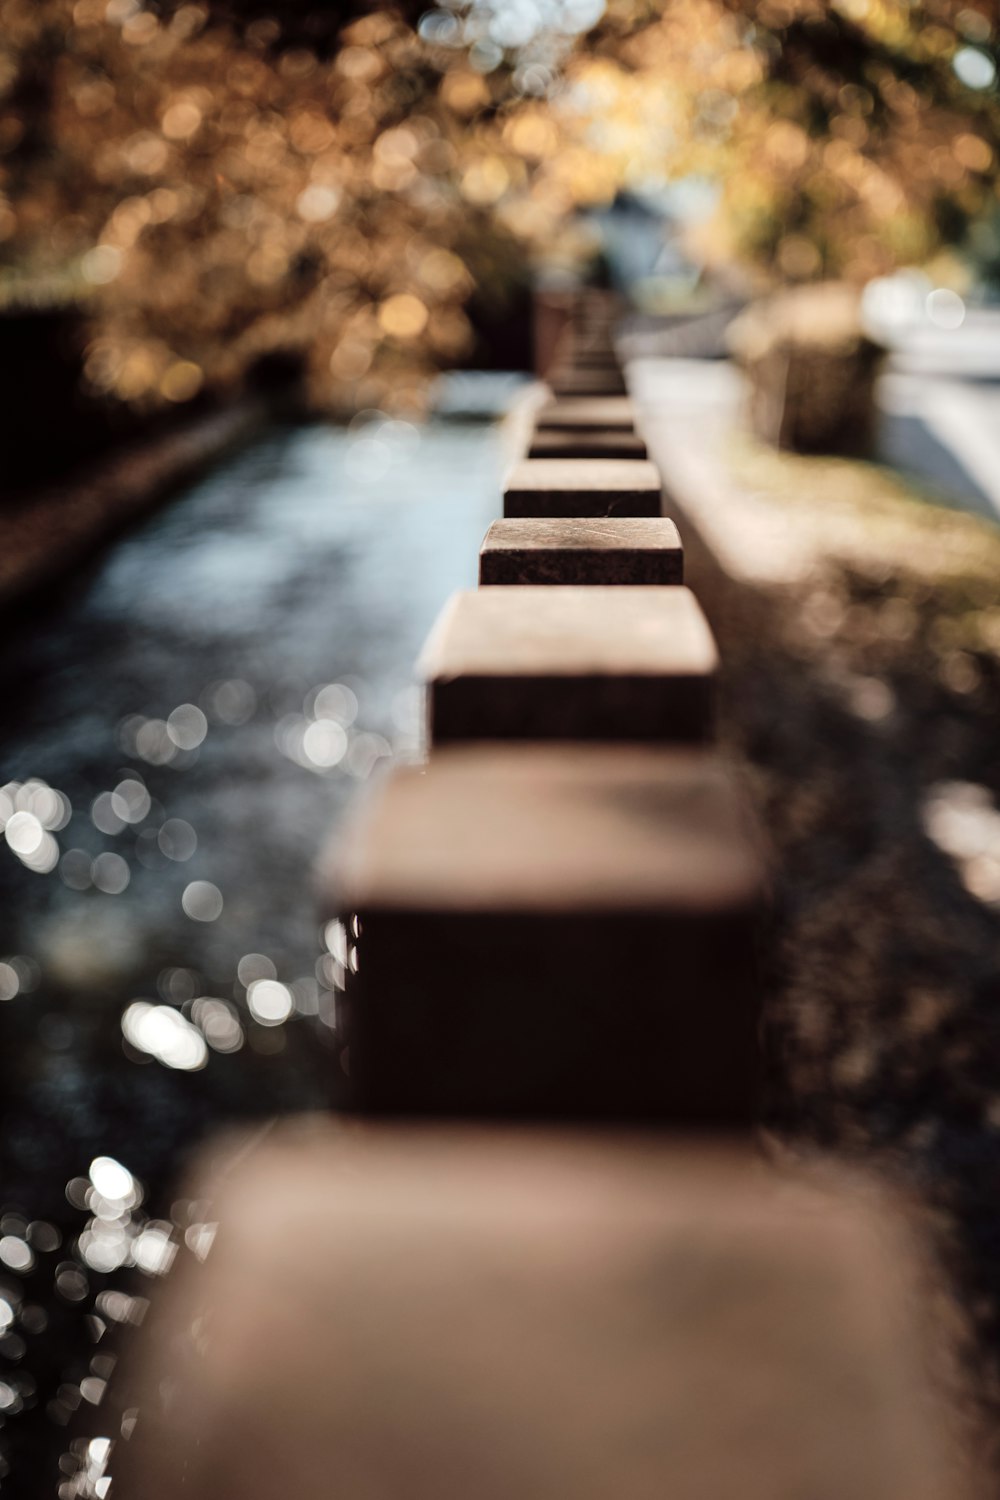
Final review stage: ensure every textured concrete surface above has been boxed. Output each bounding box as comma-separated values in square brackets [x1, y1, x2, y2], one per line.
[479, 517, 683, 585]
[117, 1123, 978, 1500]
[419, 585, 717, 743]
[504, 458, 662, 519]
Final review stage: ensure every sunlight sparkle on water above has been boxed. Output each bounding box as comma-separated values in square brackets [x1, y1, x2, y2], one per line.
[111, 779, 152, 824]
[166, 703, 208, 751]
[92, 852, 131, 895]
[202, 678, 256, 725]
[122, 1001, 208, 1070]
[181, 880, 223, 922]
[6, 811, 44, 856]
[89, 1157, 137, 1206]
[132, 1224, 177, 1276]
[274, 677, 393, 777]
[237, 952, 276, 985]
[192, 997, 244, 1054]
[158, 819, 197, 861]
[247, 978, 293, 1026]
[0, 1237, 33, 1273]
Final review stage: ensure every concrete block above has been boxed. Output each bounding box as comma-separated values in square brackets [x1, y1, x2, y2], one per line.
[479, 517, 683, 586]
[420, 586, 716, 743]
[548, 368, 628, 397]
[564, 345, 620, 366]
[561, 358, 621, 377]
[536, 397, 636, 432]
[528, 428, 648, 461]
[324, 745, 761, 1120]
[117, 1123, 976, 1500]
[504, 458, 662, 519]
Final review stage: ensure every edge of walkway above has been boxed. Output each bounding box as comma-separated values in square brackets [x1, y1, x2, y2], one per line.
[0, 401, 267, 615]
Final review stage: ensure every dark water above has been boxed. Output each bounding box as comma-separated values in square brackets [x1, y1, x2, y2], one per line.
[0, 417, 504, 1494]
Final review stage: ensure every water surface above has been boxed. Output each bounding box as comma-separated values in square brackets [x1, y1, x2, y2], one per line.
[0, 416, 503, 1489]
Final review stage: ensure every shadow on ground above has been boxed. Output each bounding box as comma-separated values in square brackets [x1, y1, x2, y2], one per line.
[684, 507, 1000, 1462]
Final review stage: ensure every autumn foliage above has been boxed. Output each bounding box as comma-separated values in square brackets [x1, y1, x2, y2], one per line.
[0, 0, 997, 413]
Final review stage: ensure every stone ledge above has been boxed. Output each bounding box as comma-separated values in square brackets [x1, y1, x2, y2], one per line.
[419, 585, 717, 743]
[116, 1122, 976, 1500]
[322, 745, 763, 1120]
[479, 517, 683, 586]
[504, 458, 662, 519]
[528, 428, 648, 461]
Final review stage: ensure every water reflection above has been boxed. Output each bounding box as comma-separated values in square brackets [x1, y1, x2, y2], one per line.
[0, 417, 502, 1492]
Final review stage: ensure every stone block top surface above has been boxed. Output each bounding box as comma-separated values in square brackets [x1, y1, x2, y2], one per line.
[420, 584, 715, 682]
[482, 516, 681, 553]
[536, 396, 636, 431]
[326, 744, 759, 915]
[504, 458, 661, 519]
[119, 1121, 974, 1500]
[507, 457, 660, 494]
[479, 518, 683, 586]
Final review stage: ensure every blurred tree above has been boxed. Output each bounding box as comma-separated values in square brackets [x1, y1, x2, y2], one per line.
[0, 2, 527, 414]
[707, 0, 999, 284]
[508, 0, 1000, 286]
[0, 0, 997, 418]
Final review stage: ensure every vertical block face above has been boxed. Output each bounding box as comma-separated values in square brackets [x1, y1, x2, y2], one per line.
[479, 518, 684, 586]
[549, 368, 628, 396]
[419, 586, 717, 744]
[569, 351, 621, 369]
[118, 1126, 970, 1500]
[323, 745, 762, 1122]
[504, 459, 662, 519]
[527, 428, 648, 461]
[535, 396, 636, 432]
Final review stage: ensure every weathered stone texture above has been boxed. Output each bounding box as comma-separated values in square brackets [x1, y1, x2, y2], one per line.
[479, 517, 683, 586]
[503, 459, 662, 519]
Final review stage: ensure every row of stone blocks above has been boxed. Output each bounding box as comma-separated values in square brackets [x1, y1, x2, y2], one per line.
[117, 319, 977, 1499]
[327, 376, 753, 1123]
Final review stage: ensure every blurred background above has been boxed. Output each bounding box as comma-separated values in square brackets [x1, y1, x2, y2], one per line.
[4, 0, 1000, 1494]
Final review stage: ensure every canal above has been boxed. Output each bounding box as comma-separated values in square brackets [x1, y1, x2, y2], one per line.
[0, 414, 505, 1490]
